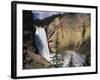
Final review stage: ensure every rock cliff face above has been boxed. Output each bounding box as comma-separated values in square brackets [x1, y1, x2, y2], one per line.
[47, 13, 90, 53]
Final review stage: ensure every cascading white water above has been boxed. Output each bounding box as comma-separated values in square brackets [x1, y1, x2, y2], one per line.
[34, 26, 50, 61]
[62, 50, 86, 67]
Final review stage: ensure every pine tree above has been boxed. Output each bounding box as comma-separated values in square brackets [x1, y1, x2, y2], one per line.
[82, 23, 86, 41]
[68, 54, 73, 67]
[50, 54, 64, 68]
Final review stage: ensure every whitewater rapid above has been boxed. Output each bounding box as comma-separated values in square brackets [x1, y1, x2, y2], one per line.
[62, 51, 86, 67]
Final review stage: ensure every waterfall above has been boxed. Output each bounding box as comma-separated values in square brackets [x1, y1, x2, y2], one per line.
[34, 26, 50, 61]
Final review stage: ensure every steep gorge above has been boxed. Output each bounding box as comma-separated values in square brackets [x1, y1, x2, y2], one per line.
[23, 11, 91, 69]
